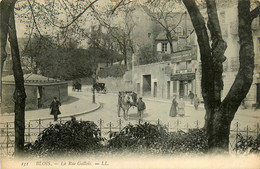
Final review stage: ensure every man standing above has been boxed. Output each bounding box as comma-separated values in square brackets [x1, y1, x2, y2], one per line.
[50, 97, 61, 121]
[137, 97, 146, 122]
[188, 91, 194, 104]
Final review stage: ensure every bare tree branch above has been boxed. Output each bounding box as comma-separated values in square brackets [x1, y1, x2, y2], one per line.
[250, 4, 260, 22]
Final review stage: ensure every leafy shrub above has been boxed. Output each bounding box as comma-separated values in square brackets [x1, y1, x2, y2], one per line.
[24, 119, 104, 156]
[164, 129, 208, 154]
[234, 133, 260, 154]
[98, 65, 127, 78]
[108, 123, 168, 151]
[108, 123, 207, 154]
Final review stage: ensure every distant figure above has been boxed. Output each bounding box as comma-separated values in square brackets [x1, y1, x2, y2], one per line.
[169, 96, 178, 117]
[178, 98, 185, 117]
[137, 97, 146, 122]
[50, 97, 61, 121]
[188, 91, 194, 104]
[193, 94, 200, 110]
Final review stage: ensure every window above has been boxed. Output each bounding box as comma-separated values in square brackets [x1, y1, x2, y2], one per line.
[176, 26, 183, 36]
[148, 33, 151, 38]
[162, 43, 167, 52]
[176, 62, 187, 71]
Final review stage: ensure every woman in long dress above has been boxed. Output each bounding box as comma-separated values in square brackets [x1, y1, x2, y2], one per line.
[193, 94, 200, 110]
[178, 98, 185, 117]
[169, 96, 178, 117]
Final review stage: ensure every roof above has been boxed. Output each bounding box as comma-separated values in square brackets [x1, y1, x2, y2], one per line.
[155, 32, 178, 41]
[2, 73, 62, 84]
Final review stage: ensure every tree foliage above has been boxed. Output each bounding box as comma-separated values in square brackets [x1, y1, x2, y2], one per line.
[138, 44, 159, 65]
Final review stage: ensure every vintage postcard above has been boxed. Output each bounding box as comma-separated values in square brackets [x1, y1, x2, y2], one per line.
[1, 0, 260, 168]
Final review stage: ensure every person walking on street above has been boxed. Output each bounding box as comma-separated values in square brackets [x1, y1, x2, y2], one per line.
[193, 94, 200, 110]
[137, 97, 146, 122]
[169, 96, 178, 117]
[188, 91, 194, 104]
[50, 97, 61, 121]
[178, 97, 185, 117]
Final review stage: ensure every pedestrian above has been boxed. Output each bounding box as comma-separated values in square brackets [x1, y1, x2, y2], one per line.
[50, 97, 61, 121]
[188, 91, 194, 104]
[169, 96, 178, 117]
[137, 97, 146, 122]
[178, 97, 185, 117]
[193, 94, 200, 110]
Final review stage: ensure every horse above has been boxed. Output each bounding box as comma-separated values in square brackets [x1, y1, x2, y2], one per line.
[118, 91, 137, 120]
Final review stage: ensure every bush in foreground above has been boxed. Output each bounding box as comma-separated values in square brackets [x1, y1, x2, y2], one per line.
[24, 119, 103, 156]
[108, 123, 208, 154]
[234, 133, 260, 154]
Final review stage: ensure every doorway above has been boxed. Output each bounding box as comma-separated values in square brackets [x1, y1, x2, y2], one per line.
[143, 75, 151, 96]
[154, 82, 157, 97]
[167, 81, 170, 99]
[179, 81, 184, 98]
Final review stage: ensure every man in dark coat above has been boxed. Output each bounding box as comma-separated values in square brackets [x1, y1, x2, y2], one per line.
[137, 97, 146, 122]
[50, 97, 61, 121]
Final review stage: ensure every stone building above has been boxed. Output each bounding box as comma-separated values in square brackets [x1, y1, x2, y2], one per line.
[133, 62, 171, 98]
[2, 74, 68, 114]
[202, 2, 260, 108]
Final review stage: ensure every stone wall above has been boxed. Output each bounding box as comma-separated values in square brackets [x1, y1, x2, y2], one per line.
[1, 82, 68, 114]
[98, 77, 133, 93]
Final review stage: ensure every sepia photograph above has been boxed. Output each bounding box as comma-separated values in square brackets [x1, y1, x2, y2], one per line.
[0, 0, 260, 168]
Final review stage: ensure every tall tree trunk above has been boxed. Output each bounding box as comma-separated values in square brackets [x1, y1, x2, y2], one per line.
[166, 30, 174, 53]
[8, 10, 27, 156]
[183, 0, 258, 152]
[0, 0, 16, 73]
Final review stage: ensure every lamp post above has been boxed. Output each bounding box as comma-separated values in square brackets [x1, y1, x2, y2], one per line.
[92, 72, 96, 104]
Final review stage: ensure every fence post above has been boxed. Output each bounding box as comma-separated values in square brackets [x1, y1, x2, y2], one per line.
[257, 123, 259, 137]
[6, 122, 9, 154]
[167, 122, 170, 132]
[246, 125, 249, 139]
[99, 119, 102, 137]
[157, 119, 160, 125]
[177, 120, 179, 131]
[109, 122, 112, 136]
[138, 119, 141, 124]
[28, 121, 31, 143]
[119, 119, 122, 132]
[196, 120, 199, 129]
[59, 118, 62, 124]
[38, 119, 41, 134]
[235, 122, 239, 153]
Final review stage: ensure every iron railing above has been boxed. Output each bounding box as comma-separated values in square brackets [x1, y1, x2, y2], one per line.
[1, 119, 259, 156]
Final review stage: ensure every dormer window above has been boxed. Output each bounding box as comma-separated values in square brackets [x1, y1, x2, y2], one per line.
[176, 26, 183, 36]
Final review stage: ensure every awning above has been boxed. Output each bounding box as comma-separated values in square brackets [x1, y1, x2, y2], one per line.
[171, 73, 195, 81]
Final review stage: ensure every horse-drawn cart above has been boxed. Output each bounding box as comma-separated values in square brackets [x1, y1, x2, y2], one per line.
[117, 91, 137, 120]
[72, 80, 82, 91]
[93, 82, 107, 94]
